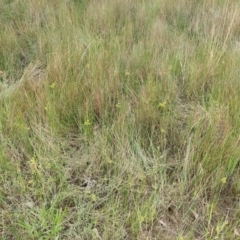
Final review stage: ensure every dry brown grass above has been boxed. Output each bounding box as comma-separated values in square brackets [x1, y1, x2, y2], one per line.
[1, 0, 240, 239]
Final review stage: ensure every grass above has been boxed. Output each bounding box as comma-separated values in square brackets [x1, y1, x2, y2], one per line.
[1, 0, 240, 239]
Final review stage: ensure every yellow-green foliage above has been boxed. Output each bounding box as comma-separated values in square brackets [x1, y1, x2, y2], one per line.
[1, 0, 240, 239]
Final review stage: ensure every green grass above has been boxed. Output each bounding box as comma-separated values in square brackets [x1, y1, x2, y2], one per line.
[1, 0, 240, 239]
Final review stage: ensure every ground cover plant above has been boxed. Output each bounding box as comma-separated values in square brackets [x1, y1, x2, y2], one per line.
[1, 0, 240, 239]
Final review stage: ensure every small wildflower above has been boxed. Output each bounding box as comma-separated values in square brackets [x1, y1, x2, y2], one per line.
[139, 216, 145, 223]
[19, 123, 25, 129]
[46, 162, 51, 169]
[161, 129, 165, 133]
[221, 177, 227, 184]
[19, 123, 29, 130]
[125, 71, 130, 76]
[28, 180, 34, 185]
[44, 106, 48, 111]
[84, 119, 91, 126]
[91, 194, 97, 202]
[107, 159, 113, 164]
[29, 157, 38, 172]
[116, 103, 121, 108]
[158, 101, 166, 109]
[50, 82, 56, 89]
[30, 157, 36, 165]
[150, 206, 156, 218]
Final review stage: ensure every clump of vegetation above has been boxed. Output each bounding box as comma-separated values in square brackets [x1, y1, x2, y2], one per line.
[1, 0, 240, 239]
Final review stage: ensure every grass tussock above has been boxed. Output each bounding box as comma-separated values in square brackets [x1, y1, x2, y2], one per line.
[1, 0, 240, 239]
